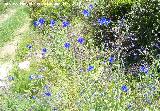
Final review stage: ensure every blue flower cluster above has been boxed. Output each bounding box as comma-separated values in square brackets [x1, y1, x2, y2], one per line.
[32, 96, 36, 99]
[43, 85, 52, 97]
[33, 18, 45, 27]
[139, 65, 149, 74]
[64, 37, 85, 49]
[33, 18, 70, 28]
[98, 17, 111, 26]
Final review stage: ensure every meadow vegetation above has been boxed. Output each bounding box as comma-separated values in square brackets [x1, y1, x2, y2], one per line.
[0, 0, 159, 110]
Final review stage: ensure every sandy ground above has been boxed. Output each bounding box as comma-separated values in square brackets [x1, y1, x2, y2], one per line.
[0, 8, 17, 24]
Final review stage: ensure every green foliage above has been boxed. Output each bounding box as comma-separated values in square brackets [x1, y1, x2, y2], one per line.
[15, 32, 34, 62]
[0, 2, 7, 14]
[0, 6, 29, 47]
[7, 17, 159, 110]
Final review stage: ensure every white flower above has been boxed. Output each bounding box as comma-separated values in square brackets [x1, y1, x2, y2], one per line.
[18, 61, 30, 70]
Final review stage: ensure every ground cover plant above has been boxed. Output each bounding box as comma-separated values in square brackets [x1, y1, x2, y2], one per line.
[0, 0, 160, 111]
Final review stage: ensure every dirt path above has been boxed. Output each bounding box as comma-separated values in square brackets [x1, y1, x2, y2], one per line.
[0, 8, 17, 24]
[0, 16, 31, 87]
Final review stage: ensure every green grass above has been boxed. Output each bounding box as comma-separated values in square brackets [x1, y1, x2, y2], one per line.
[0, 6, 29, 47]
[0, 0, 21, 14]
[0, 2, 7, 14]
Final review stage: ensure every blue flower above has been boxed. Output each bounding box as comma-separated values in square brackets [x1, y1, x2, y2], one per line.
[27, 44, 32, 49]
[33, 18, 45, 27]
[127, 104, 131, 109]
[8, 76, 14, 81]
[82, 9, 90, 17]
[121, 85, 128, 92]
[89, 4, 94, 10]
[29, 75, 34, 80]
[44, 85, 49, 91]
[108, 56, 115, 63]
[52, 107, 58, 111]
[98, 17, 111, 26]
[38, 18, 45, 25]
[45, 92, 51, 96]
[77, 37, 85, 44]
[42, 48, 47, 53]
[33, 21, 39, 27]
[98, 19, 102, 25]
[87, 65, 94, 72]
[106, 18, 111, 24]
[139, 66, 149, 74]
[64, 42, 71, 48]
[144, 68, 149, 74]
[32, 96, 36, 99]
[79, 68, 83, 72]
[29, 74, 39, 80]
[62, 21, 70, 27]
[50, 19, 56, 27]
[101, 18, 107, 24]
[139, 66, 145, 71]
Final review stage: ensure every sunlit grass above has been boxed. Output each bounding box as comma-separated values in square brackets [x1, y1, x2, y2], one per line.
[0, 6, 29, 47]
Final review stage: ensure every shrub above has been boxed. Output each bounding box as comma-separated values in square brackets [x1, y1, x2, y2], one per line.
[81, 0, 133, 70]
[124, 0, 160, 64]
[82, 0, 159, 73]
[82, 0, 134, 50]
